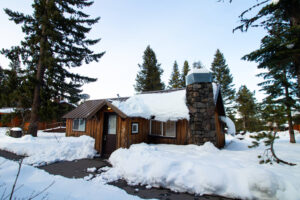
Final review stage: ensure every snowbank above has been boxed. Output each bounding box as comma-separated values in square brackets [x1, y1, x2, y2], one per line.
[220, 116, 236, 135]
[98, 131, 300, 199]
[0, 128, 97, 166]
[0, 157, 144, 200]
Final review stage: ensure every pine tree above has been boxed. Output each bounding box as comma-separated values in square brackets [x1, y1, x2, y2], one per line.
[192, 61, 204, 69]
[236, 85, 257, 132]
[168, 61, 181, 89]
[243, 15, 298, 143]
[261, 97, 287, 131]
[234, 0, 300, 95]
[2, 1, 104, 136]
[211, 49, 235, 114]
[135, 46, 165, 92]
[180, 60, 190, 87]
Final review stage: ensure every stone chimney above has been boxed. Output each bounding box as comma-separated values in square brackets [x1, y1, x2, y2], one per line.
[186, 68, 217, 146]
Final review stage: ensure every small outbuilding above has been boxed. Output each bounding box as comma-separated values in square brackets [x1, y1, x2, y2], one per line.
[63, 70, 231, 157]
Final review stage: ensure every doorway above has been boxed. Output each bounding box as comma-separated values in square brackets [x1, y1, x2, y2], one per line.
[102, 113, 117, 157]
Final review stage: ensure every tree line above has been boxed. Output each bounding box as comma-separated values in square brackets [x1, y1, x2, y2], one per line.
[134, 45, 299, 140]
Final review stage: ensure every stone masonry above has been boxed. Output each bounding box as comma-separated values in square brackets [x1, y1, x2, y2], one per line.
[186, 82, 217, 146]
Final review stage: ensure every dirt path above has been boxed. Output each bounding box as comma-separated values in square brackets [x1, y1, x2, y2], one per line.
[0, 150, 236, 200]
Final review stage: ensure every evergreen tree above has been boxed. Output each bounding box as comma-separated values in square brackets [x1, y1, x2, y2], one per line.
[135, 46, 165, 92]
[236, 85, 258, 132]
[192, 61, 204, 69]
[180, 60, 190, 87]
[2, 0, 104, 136]
[168, 61, 181, 89]
[243, 15, 298, 143]
[234, 0, 300, 95]
[260, 97, 287, 131]
[211, 49, 235, 114]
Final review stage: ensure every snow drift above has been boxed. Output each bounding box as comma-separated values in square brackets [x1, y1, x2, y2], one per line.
[98, 131, 300, 200]
[0, 128, 97, 166]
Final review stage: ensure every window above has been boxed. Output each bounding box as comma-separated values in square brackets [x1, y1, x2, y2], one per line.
[72, 119, 86, 131]
[108, 114, 117, 134]
[150, 120, 176, 138]
[131, 122, 139, 134]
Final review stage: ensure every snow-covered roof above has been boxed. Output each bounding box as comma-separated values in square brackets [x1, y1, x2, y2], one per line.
[112, 84, 220, 122]
[112, 89, 189, 122]
[64, 83, 222, 122]
[0, 108, 16, 114]
[187, 67, 211, 75]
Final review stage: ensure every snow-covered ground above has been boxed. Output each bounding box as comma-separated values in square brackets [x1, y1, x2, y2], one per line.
[0, 127, 97, 166]
[0, 157, 145, 200]
[97, 131, 300, 200]
[1, 127, 300, 199]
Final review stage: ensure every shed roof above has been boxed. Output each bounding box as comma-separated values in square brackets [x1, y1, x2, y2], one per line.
[62, 97, 128, 119]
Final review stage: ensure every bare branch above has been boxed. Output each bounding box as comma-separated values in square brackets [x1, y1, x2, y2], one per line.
[9, 159, 23, 200]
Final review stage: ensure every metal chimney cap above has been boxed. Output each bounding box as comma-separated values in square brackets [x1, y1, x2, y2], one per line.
[186, 68, 212, 85]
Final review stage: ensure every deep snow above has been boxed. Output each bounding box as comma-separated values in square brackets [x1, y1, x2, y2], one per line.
[112, 83, 220, 122]
[97, 131, 300, 200]
[0, 128, 97, 166]
[0, 157, 145, 200]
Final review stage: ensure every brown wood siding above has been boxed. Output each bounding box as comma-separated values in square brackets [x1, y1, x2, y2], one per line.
[117, 117, 149, 148]
[214, 111, 225, 148]
[66, 111, 104, 154]
[148, 119, 189, 145]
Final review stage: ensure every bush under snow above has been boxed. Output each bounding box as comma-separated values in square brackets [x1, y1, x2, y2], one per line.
[98, 131, 300, 200]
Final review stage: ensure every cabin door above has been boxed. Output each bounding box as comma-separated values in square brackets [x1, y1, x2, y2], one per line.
[102, 113, 117, 157]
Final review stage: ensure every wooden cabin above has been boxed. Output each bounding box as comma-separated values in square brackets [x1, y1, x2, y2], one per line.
[0, 108, 21, 127]
[64, 71, 228, 157]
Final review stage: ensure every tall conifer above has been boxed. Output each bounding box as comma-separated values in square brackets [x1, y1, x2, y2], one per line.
[2, 0, 104, 136]
[236, 85, 257, 132]
[180, 60, 190, 87]
[211, 49, 235, 114]
[168, 61, 181, 89]
[135, 46, 165, 92]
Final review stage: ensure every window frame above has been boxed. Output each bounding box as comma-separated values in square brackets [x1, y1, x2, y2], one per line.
[131, 122, 139, 134]
[149, 120, 176, 138]
[72, 118, 86, 132]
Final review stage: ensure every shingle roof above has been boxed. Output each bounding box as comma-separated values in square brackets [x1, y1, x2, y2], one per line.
[62, 98, 128, 119]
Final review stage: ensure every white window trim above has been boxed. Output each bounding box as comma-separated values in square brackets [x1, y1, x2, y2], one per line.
[131, 122, 139, 134]
[149, 120, 176, 138]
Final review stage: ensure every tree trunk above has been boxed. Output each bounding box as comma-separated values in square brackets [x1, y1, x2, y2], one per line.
[283, 71, 296, 143]
[290, 10, 300, 97]
[27, 1, 48, 137]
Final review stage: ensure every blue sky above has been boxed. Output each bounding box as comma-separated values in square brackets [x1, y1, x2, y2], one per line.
[0, 0, 268, 101]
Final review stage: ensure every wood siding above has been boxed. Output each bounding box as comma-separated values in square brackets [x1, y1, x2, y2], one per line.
[148, 120, 189, 145]
[214, 111, 225, 148]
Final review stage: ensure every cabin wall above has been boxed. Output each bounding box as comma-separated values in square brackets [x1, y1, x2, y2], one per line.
[214, 111, 225, 148]
[66, 114, 103, 153]
[117, 117, 149, 148]
[0, 113, 22, 127]
[148, 119, 189, 145]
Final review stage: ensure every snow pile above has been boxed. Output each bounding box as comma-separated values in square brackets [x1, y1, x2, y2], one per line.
[0, 128, 97, 166]
[187, 67, 211, 75]
[11, 127, 22, 131]
[0, 157, 144, 200]
[220, 116, 236, 135]
[98, 131, 300, 199]
[113, 90, 189, 121]
[271, 0, 279, 5]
